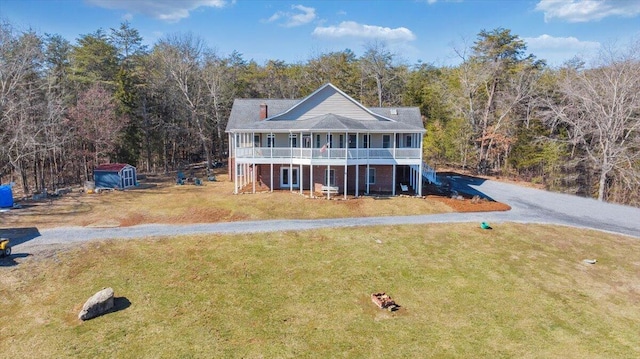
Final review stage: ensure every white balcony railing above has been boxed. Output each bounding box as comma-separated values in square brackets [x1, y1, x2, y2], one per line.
[235, 147, 421, 160]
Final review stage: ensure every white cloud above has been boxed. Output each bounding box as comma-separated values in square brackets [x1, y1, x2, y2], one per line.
[312, 21, 416, 42]
[535, 0, 640, 22]
[523, 34, 601, 65]
[265, 5, 316, 27]
[86, 0, 228, 22]
[524, 34, 600, 50]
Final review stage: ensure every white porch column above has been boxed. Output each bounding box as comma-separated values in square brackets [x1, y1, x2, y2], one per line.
[419, 132, 424, 196]
[366, 163, 370, 194]
[392, 163, 396, 196]
[344, 164, 347, 200]
[393, 132, 397, 159]
[355, 164, 359, 198]
[355, 132, 359, 198]
[289, 163, 293, 193]
[233, 133, 238, 194]
[289, 131, 293, 193]
[418, 162, 423, 196]
[299, 164, 303, 195]
[327, 164, 331, 199]
[270, 162, 273, 192]
[310, 164, 314, 197]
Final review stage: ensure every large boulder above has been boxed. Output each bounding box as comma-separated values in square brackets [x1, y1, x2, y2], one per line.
[78, 287, 115, 321]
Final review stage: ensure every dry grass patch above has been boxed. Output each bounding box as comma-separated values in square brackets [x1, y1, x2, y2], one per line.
[0, 173, 457, 229]
[2, 223, 639, 358]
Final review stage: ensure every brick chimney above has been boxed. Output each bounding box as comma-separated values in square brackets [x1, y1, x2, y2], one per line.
[259, 103, 268, 120]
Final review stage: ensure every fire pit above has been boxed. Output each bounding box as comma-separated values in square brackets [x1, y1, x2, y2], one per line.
[371, 292, 399, 311]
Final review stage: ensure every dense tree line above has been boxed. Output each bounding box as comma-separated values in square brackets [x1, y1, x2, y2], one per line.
[0, 21, 638, 205]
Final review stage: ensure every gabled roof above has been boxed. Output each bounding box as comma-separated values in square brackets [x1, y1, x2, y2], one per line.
[94, 163, 133, 172]
[266, 83, 395, 122]
[226, 83, 424, 133]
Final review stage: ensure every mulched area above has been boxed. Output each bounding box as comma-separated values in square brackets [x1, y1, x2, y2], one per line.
[428, 195, 511, 212]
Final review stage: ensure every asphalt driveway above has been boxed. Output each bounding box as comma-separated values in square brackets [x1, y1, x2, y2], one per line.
[9, 177, 640, 253]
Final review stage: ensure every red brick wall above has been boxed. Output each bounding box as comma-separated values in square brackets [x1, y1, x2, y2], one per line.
[249, 164, 398, 194]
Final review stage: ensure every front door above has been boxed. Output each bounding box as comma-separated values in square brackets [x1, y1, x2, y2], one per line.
[281, 167, 299, 188]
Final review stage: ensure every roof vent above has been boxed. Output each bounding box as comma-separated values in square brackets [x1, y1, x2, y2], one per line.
[390, 109, 398, 115]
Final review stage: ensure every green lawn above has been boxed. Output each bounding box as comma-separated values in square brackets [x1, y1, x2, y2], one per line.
[2, 223, 639, 358]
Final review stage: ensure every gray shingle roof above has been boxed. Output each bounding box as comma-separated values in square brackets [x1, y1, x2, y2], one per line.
[226, 84, 424, 133]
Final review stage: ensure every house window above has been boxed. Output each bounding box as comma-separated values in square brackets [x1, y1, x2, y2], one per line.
[348, 134, 357, 148]
[368, 168, 376, 184]
[302, 134, 311, 148]
[267, 134, 275, 148]
[254, 134, 261, 147]
[289, 134, 298, 148]
[281, 167, 299, 188]
[316, 134, 321, 148]
[325, 169, 336, 187]
[405, 135, 412, 148]
[382, 135, 391, 148]
[339, 135, 344, 148]
[363, 134, 369, 148]
[327, 134, 333, 148]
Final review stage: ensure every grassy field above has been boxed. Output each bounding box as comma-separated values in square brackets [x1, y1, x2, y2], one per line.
[2, 223, 639, 358]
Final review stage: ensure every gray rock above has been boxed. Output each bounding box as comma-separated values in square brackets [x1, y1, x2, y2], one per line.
[78, 287, 114, 321]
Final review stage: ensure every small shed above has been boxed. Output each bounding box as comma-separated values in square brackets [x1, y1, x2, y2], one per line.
[94, 163, 137, 189]
[0, 185, 14, 208]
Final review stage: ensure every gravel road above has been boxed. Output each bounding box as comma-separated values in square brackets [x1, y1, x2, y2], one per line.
[9, 177, 640, 253]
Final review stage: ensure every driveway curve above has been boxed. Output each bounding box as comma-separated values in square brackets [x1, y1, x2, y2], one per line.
[11, 178, 640, 253]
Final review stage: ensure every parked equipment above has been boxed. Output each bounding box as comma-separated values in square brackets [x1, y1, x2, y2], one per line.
[0, 238, 10, 257]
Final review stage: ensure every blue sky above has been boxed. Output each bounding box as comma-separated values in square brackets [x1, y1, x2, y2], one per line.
[2, 0, 639, 67]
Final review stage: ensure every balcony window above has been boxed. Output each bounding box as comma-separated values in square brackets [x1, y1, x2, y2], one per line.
[289, 134, 298, 148]
[382, 135, 391, 148]
[267, 134, 275, 148]
[363, 134, 369, 148]
[348, 134, 357, 148]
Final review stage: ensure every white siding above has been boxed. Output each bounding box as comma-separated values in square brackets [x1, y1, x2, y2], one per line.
[275, 86, 382, 121]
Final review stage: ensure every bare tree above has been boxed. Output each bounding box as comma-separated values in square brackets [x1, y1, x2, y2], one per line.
[360, 41, 396, 107]
[544, 43, 640, 201]
[154, 33, 213, 171]
[69, 83, 126, 180]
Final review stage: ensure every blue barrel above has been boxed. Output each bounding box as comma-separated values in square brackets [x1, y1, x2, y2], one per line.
[0, 185, 13, 208]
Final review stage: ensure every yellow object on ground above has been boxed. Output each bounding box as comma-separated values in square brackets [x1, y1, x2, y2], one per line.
[0, 238, 10, 257]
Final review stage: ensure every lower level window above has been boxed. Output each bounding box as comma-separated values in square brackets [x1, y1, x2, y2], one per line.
[368, 168, 376, 184]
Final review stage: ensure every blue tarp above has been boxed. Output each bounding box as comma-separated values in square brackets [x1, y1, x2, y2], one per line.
[0, 185, 14, 208]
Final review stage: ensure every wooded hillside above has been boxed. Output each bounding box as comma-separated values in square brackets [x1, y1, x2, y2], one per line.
[1, 21, 638, 205]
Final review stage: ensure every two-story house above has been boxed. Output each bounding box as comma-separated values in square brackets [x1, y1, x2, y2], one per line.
[226, 83, 436, 198]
